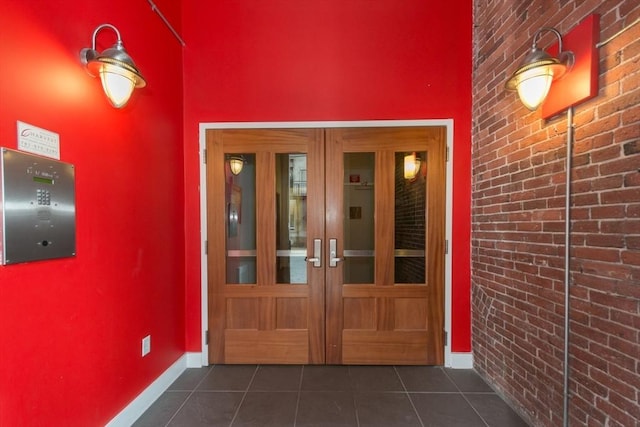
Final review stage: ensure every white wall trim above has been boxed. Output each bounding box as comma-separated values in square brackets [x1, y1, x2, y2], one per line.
[186, 351, 204, 368]
[198, 124, 210, 366]
[199, 119, 455, 366]
[199, 119, 454, 129]
[449, 352, 474, 369]
[443, 122, 454, 367]
[105, 355, 187, 427]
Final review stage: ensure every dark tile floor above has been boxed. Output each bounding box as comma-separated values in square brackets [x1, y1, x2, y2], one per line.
[133, 365, 529, 427]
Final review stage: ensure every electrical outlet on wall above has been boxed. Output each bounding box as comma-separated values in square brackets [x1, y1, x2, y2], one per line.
[142, 335, 151, 357]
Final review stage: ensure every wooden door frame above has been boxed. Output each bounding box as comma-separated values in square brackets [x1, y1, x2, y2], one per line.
[198, 120, 455, 367]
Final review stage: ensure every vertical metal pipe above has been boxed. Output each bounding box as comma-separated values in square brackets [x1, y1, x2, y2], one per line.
[563, 106, 574, 427]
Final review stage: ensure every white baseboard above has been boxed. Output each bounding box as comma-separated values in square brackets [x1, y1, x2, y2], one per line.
[186, 351, 204, 367]
[449, 352, 473, 369]
[106, 355, 187, 427]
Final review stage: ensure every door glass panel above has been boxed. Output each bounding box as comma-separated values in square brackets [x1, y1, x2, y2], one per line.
[395, 151, 426, 284]
[276, 154, 307, 284]
[343, 153, 375, 284]
[226, 153, 256, 284]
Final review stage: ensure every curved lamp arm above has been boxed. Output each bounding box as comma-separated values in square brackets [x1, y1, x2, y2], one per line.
[532, 27, 564, 52]
[90, 24, 122, 51]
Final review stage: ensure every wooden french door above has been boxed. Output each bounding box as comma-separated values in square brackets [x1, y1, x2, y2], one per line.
[206, 126, 445, 365]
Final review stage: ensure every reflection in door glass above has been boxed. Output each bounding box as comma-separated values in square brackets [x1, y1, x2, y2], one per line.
[343, 153, 375, 284]
[226, 153, 256, 284]
[395, 151, 426, 284]
[276, 154, 307, 284]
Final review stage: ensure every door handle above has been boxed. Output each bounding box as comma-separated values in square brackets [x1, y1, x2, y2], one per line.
[329, 238, 342, 268]
[305, 238, 322, 267]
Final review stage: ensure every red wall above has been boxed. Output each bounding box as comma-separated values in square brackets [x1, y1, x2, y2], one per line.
[0, 1, 185, 426]
[182, 0, 473, 352]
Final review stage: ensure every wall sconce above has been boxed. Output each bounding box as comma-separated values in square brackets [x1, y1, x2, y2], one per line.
[505, 28, 574, 111]
[403, 152, 421, 180]
[228, 156, 244, 175]
[505, 15, 599, 119]
[80, 24, 146, 108]
[505, 15, 600, 427]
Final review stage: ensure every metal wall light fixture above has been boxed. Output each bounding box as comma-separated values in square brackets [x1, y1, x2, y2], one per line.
[505, 14, 600, 427]
[228, 156, 245, 175]
[506, 15, 599, 119]
[403, 152, 421, 180]
[80, 24, 146, 108]
[505, 28, 574, 111]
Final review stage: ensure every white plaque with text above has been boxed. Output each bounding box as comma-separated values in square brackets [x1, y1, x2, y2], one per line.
[17, 121, 60, 160]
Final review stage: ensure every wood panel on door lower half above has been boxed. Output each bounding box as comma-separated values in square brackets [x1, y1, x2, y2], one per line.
[206, 128, 325, 364]
[325, 127, 446, 365]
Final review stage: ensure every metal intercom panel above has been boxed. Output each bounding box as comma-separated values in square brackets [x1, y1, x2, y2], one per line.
[0, 148, 76, 265]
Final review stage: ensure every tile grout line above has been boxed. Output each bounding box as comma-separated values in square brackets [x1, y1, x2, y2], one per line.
[394, 366, 426, 427]
[228, 365, 260, 427]
[163, 365, 216, 427]
[347, 366, 361, 427]
[441, 367, 491, 427]
[293, 365, 305, 427]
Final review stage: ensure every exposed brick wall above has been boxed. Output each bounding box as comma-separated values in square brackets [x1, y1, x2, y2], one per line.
[395, 152, 426, 283]
[472, 1, 640, 426]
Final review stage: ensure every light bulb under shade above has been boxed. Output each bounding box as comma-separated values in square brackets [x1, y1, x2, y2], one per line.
[404, 153, 421, 180]
[229, 157, 244, 175]
[506, 50, 567, 111]
[516, 69, 554, 111]
[99, 66, 136, 108]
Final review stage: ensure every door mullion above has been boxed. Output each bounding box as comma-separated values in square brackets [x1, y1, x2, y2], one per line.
[375, 151, 396, 287]
[307, 129, 326, 364]
[256, 151, 276, 288]
[375, 151, 396, 332]
[256, 151, 276, 331]
[325, 129, 344, 364]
